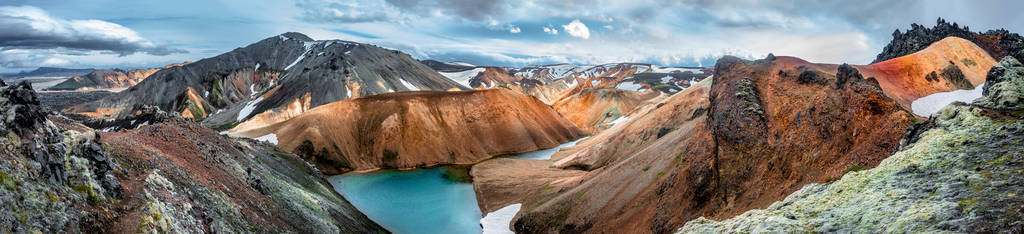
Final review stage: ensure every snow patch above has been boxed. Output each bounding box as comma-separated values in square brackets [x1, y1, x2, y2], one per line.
[449, 61, 475, 67]
[660, 75, 673, 83]
[608, 116, 630, 126]
[440, 68, 485, 88]
[911, 83, 985, 116]
[254, 133, 278, 145]
[237, 95, 264, 121]
[651, 66, 703, 74]
[615, 81, 644, 91]
[481, 203, 521, 234]
[254, 63, 260, 72]
[399, 79, 420, 91]
[590, 80, 601, 86]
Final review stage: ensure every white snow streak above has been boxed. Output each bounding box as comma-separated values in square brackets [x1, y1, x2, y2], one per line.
[911, 83, 985, 116]
[440, 68, 485, 88]
[481, 204, 521, 234]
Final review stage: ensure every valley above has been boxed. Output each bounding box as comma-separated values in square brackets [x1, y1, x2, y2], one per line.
[1, 3, 1022, 233]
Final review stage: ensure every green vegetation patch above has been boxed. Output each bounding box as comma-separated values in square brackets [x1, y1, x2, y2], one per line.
[0, 171, 18, 190]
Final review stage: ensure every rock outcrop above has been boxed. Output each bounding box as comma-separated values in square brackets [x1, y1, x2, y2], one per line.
[46, 63, 188, 91]
[0, 82, 385, 232]
[678, 56, 1024, 233]
[874, 18, 1024, 64]
[229, 89, 585, 174]
[803, 37, 995, 110]
[502, 53, 916, 233]
[66, 32, 465, 127]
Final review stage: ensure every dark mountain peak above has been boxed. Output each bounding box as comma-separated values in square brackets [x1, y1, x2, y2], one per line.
[874, 18, 1024, 64]
[278, 32, 314, 41]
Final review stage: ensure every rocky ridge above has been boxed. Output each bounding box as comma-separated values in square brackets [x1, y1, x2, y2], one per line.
[66, 32, 465, 128]
[0, 81, 385, 232]
[678, 56, 1024, 233]
[46, 62, 188, 91]
[502, 53, 915, 233]
[874, 18, 1024, 64]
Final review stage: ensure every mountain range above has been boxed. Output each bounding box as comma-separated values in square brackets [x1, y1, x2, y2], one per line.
[2, 18, 1022, 233]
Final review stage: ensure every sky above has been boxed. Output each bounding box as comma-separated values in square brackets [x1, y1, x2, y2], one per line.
[1, 0, 1023, 73]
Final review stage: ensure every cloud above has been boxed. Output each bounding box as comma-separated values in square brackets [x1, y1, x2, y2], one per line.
[543, 26, 558, 35]
[509, 26, 521, 33]
[295, 0, 392, 23]
[0, 5, 185, 56]
[562, 19, 590, 39]
[0, 49, 76, 68]
[384, 0, 505, 21]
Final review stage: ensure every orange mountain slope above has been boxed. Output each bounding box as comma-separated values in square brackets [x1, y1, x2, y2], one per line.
[478, 53, 917, 233]
[230, 89, 584, 174]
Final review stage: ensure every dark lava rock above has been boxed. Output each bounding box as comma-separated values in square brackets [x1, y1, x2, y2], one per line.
[835, 64, 863, 90]
[81, 105, 180, 132]
[874, 18, 1024, 64]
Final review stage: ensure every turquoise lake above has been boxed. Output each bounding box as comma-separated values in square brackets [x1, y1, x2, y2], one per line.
[328, 168, 482, 234]
[328, 137, 589, 233]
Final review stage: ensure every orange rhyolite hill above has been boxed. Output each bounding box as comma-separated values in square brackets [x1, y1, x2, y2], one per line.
[230, 89, 584, 174]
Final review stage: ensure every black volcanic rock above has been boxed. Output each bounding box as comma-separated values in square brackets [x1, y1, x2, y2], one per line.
[69, 32, 466, 126]
[874, 18, 1024, 63]
[0, 76, 386, 233]
[419, 59, 475, 72]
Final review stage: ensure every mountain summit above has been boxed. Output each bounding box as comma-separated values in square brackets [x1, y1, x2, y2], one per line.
[67, 32, 466, 127]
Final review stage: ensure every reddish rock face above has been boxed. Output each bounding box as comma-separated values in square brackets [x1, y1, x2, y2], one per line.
[232, 89, 585, 174]
[552, 88, 660, 134]
[507, 54, 915, 233]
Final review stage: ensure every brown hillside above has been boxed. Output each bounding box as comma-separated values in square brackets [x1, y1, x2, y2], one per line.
[231, 89, 584, 174]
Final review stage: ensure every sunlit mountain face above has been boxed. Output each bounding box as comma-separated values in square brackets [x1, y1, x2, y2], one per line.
[1, 1, 1023, 233]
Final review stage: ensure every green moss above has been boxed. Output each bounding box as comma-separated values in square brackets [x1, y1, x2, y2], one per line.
[73, 184, 100, 203]
[958, 197, 979, 211]
[47, 192, 59, 202]
[441, 165, 473, 183]
[656, 172, 665, 178]
[845, 164, 867, 174]
[576, 191, 585, 199]
[675, 152, 683, 160]
[382, 149, 399, 162]
[642, 166, 650, 172]
[0, 171, 18, 190]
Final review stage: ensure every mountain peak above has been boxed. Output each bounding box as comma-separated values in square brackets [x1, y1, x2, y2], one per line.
[277, 32, 313, 41]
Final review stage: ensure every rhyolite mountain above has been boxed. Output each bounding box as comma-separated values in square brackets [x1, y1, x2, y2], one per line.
[228, 89, 585, 174]
[46, 62, 188, 91]
[680, 56, 1024, 233]
[66, 32, 466, 127]
[874, 18, 1024, 64]
[0, 81, 385, 232]
[474, 35, 998, 233]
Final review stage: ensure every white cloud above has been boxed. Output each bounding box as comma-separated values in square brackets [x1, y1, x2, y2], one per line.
[603, 25, 614, 30]
[509, 26, 521, 33]
[543, 26, 558, 35]
[562, 19, 590, 39]
[0, 6, 183, 56]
